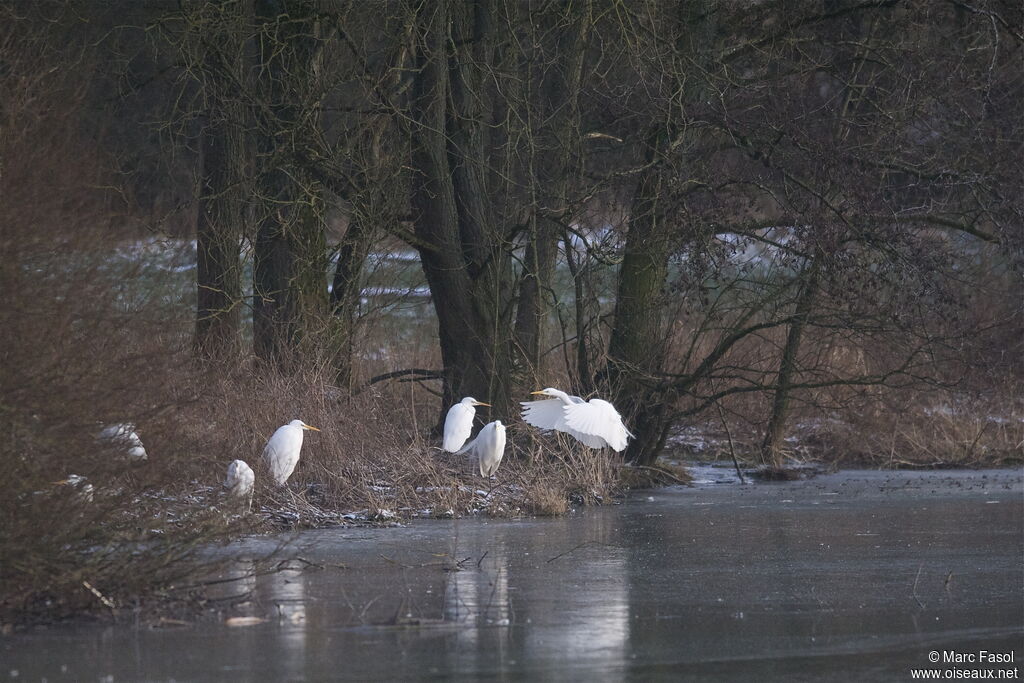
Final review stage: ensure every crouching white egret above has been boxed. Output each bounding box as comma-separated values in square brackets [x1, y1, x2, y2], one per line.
[442, 397, 491, 452]
[98, 423, 147, 459]
[521, 388, 634, 452]
[262, 420, 320, 486]
[458, 420, 506, 477]
[225, 459, 255, 510]
[53, 474, 94, 502]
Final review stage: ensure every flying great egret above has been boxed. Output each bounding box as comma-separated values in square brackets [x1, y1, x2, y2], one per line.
[521, 388, 634, 452]
[262, 420, 320, 486]
[225, 459, 255, 510]
[458, 420, 506, 477]
[442, 397, 491, 453]
[97, 423, 147, 459]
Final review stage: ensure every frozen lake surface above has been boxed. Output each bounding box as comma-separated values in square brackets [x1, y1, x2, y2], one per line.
[3, 468, 1021, 681]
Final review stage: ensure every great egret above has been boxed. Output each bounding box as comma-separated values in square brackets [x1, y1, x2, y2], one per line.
[442, 397, 491, 453]
[262, 420, 320, 486]
[225, 459, 255, 510]
[97, 423, 147, 459]
[521, 388, 634, 452]
[53, 474, 94, 502]
[458, 420, 506, 477]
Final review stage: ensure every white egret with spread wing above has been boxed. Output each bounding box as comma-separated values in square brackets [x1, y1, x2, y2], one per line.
[521, 388, 633, 452]
[458, 420, 506, 477]
[225, 459, 255, 510]
[262, 420, 320, 486]
[442, 397, 491, 452]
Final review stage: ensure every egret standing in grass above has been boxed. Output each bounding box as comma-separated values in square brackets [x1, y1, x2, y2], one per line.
[521, 388, 634, 452]
[458, 420, 506, 477]
[225, 459, 255, 511]
[98, 423, 147, 459]
[262, 420, 320, 486]
[442, 397, 491, 453]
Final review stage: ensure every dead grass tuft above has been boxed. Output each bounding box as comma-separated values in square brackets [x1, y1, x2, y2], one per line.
[619, 463, 693, 489]
[524, 483, 570, 516]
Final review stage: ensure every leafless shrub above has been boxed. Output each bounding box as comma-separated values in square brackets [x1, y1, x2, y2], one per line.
[0, 9, 244, 624]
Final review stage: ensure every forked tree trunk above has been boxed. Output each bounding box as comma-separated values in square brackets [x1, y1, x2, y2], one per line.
[409, 0, 514, 424]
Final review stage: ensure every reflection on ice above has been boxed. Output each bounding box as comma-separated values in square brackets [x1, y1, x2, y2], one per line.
[0, 470, 1019, 681]
[442, 543, 513, 668]
[444, 547, 511, 626]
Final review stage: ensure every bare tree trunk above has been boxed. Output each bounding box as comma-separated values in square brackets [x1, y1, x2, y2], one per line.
[513, 219, 557, 380]
[193, 2, 243, 360]
[330, 216, 373, 391]
[512, 1, 592, 384]
[759, 3, 871, 469]
[563, 228, 595, 395]
[251, 0, 326, 367]
[603, 0, 718, 466]
[605, 129, 676, 465]
[760, 263, 820, 470]
[194, 104, 242, 359]
[409, 0, 514, 424]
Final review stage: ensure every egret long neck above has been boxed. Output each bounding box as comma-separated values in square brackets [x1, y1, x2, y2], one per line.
[550, 390, 573, 405]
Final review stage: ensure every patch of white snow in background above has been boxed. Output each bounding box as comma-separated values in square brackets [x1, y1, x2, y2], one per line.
[110, 238, 196, 273]
[384, 250, 420, 262]
[665, 426, 714, 453]
[679, 462, 745, 486]
[361, 285, 431, 298]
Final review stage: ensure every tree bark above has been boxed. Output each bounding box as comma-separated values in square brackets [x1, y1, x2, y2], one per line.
[605, 129, 676, 465]
[604, 0, 717, 466]
[194, 97, 242, 359]
[330, 216, 373, 391]
[512, 1, 592, 384]
[760, 262, 821, 469]
[252, 0, 327, 368]
[193, 2, 243, 360]
[408, 0, 516, 425]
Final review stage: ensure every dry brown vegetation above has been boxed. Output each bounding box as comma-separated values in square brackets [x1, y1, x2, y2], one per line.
[678, 391, 1023, 470]
[667, 325, 1023, 470]
[2, 0, 1021, 627]
[185, 368, 623, 523]
[0, 24, 227, 623]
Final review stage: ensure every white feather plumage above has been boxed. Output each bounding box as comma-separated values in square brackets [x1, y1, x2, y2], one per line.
[442, 397, 490, 452]
[459, 420, 507, 477]
[262, 419, 319, 486]
[521, 388, 634, 452]
[225, 459, 255, 498]
[98, 423, 148, 459]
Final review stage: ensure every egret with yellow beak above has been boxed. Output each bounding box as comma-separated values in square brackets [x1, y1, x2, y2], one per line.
[521, 388, 633, 452]
[262, 420, 320, 486]
[442, 397, 491, 453]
